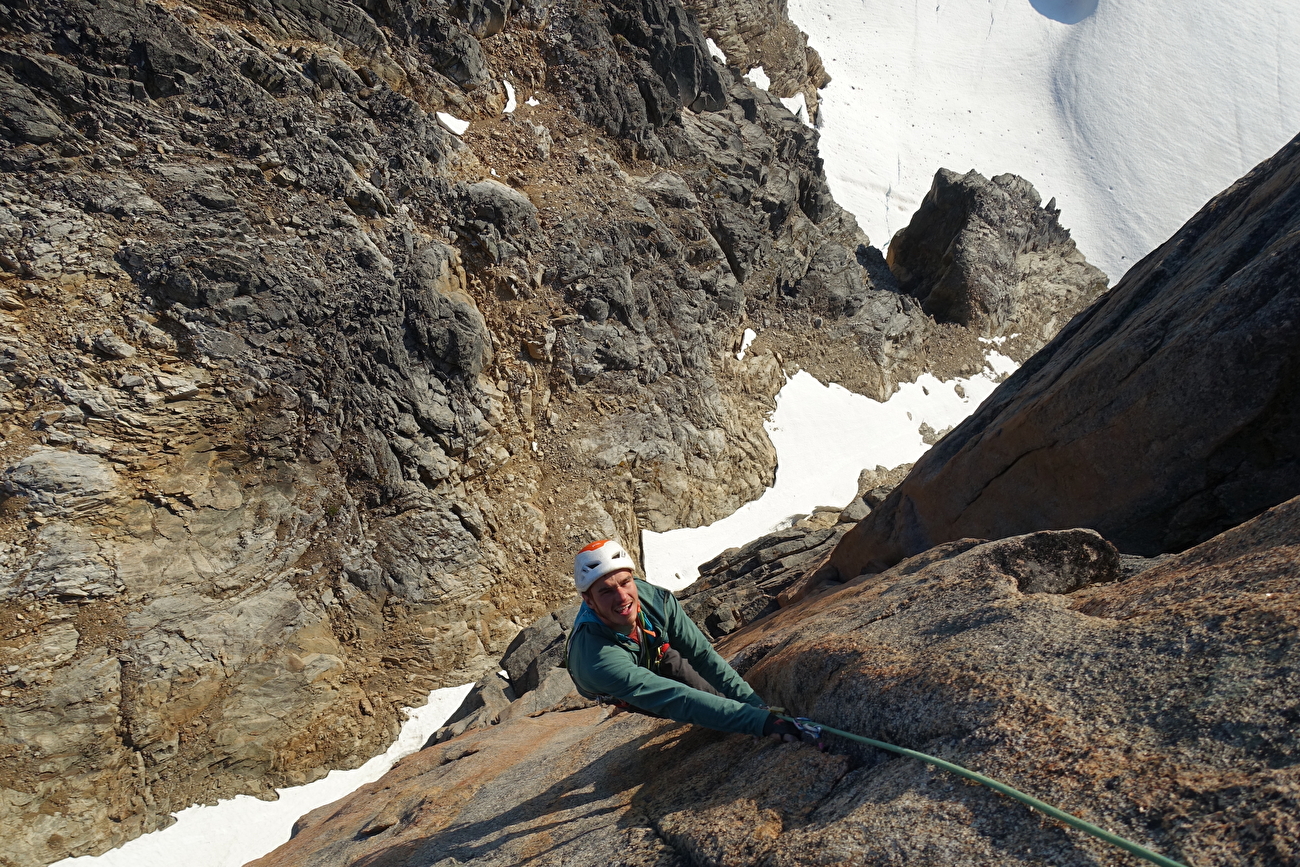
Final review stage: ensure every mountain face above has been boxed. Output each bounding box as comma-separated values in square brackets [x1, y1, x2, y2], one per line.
[0, 0, 1111, 863]
[247, 135, 1300, 867]
[832, 132, 1300, 579]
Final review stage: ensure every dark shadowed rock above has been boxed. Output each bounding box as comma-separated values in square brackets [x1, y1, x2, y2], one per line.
[0, 70, 67, 144]
[833, 134, 1300, 578]
[986, 528, 1121, 593]
[498, 604, 580, 694]
[681, 0, 830, 122]
[888, 168, 1108, 339]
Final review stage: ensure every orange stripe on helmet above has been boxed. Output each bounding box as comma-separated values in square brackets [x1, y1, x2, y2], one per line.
[579, 539, 611, 553]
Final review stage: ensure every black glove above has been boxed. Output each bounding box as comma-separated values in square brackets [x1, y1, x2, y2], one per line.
[762, 714, 801, 742]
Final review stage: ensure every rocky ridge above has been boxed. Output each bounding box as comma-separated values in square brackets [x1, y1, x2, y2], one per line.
[0, 0, 1107, 862]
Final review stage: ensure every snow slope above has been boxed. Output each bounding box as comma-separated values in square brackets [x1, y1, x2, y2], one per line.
[642, 351, 1016, 590]
[787, 0, 1300, 282]
[57, 684, 474, 867]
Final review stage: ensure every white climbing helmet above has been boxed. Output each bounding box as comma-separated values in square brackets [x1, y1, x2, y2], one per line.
[573, 539, 635, 593]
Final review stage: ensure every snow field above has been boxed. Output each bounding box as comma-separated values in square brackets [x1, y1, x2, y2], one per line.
[642, 352, 1016, 590]
[787, 0, 1300, 282]
[57, 683, 474, 867]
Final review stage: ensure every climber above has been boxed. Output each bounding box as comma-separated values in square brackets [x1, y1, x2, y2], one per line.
[566, 539, 802, 741]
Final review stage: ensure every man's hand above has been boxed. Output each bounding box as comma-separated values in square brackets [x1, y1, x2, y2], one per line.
[762, 714, 802, 743]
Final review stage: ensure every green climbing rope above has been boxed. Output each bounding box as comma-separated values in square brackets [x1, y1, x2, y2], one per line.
[772, 712, 1190, 867]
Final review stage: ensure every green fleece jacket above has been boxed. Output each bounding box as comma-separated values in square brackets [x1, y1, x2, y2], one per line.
[567, 579, 769, 736]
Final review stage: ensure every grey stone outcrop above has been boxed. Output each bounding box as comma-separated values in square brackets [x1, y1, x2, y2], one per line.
[2, 448, 121, 518]
[888, 168, 1109, 339]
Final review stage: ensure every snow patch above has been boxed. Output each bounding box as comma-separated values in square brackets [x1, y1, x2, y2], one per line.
[525, 96, 540, 107]
[706, 38, 728, 64]
[56, 683, 474, 867]
[736, 328, 758, 361]
[436, 112, 470, 136]
[642, 353, 1015, 590]
[503, 80, 517, 113]
[779, 92, 810, 126]
[745, 66, 770, 91]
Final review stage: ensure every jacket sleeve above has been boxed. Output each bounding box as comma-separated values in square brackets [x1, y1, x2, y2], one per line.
[568, 627, 769, 737]
[656, 585, 767, 709]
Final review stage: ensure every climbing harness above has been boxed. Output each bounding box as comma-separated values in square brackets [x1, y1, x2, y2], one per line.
[770, 711, 1191, 867]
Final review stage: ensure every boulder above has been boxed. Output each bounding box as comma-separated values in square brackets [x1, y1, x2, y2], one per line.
[833, 133, 1300, 577]
[457, 180, 540, 240]
[432, 621, 589, 744]
[404, 243, 494, 377]
[678, 524, 846, 639]
[498, 604, 579, 694]
[887, 168, 1108, 339]
[425, 674, 514, 746]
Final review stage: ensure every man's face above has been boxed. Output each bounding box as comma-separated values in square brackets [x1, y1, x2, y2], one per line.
[582, 569, 640, 632]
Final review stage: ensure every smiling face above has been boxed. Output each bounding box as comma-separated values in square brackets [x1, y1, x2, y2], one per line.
[581, 569, 640, 632]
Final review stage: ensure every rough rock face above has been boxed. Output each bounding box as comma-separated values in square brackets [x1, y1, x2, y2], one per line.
[0, 0, 1110, 861]
[248, 498, 1300, 867]
[681, 0, 830, 121]
[833, 133, 1300, 578]
[677, 520, 846, 639]
[888, 168, 1109, 339]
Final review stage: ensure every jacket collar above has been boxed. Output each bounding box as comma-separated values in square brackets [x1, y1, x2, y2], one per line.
[573, 587, 657, 643]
